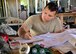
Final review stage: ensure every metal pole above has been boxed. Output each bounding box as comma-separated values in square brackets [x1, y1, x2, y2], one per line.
[4, 0, 8, 17]
[57, 0, 60, 7]
[27, 0, 29, 17]
[16, 0, 19, 18]
[16, 0, 20, 29]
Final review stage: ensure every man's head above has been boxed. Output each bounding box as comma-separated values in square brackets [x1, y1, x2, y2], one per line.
[41, 2, 58, 22]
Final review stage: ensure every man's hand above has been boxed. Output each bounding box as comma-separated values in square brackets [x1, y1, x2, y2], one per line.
[18, 23, 32, 40]
[18, 28, 32, 40]
[23, 32, 32, 40]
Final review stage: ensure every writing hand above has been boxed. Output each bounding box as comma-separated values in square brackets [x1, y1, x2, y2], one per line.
[23, 32, 32, 40]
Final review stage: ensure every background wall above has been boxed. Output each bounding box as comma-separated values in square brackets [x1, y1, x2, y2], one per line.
[60, 0, 76, 11]
[70, 0, 76, 7]
[6, 0, 20, 17]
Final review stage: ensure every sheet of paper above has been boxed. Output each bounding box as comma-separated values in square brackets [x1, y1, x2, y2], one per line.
[33, 32, 73, 48]
[15, 29, 76, 48]
[68, 38, 76, 48]
[34, 29, 76, 48]
[14, 37, 43, 43]
[53, 42, 76, 54]
[69, 34, 76, 39]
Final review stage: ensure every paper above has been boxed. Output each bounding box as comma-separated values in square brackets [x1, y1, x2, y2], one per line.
[53, 42, 76, 54]
[69, 34, 76, 39]
[14, 37, 43, 43]
[33, 29, 76, 48]
[62, 29, 76, 39]
[68, 38, 76, 48]
[33, 32, 73, 48]
[15, 29, 76, 48]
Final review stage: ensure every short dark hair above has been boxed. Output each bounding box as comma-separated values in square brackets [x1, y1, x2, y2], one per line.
[45, 2, 58, 12]
[21, 5, 25, 11]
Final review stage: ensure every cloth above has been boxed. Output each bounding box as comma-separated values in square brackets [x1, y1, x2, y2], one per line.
[20, 11, 27, 20]
[0, 24, 17, 35]
[24, 15, 63, 36]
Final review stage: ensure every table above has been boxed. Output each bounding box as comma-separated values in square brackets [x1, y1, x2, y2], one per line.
[57, 12, 76, 24]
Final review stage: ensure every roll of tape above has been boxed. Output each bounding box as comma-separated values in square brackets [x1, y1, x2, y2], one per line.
[19, 43, 30, 54]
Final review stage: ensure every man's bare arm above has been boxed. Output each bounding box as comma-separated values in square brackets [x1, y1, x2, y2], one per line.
[18, 23, 32, 39]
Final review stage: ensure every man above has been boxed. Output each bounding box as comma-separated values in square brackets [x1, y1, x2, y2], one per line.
[19, 5, 27, 20]
[18, 2, 64, 39]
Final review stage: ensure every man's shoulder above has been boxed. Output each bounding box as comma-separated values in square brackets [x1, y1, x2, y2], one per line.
[51, 17, 60, 23]
[29, 15, 40, 18]
[54, 17, 60, 21]
[28, 15, 40, 21]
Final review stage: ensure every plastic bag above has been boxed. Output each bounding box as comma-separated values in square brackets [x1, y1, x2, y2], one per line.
[0, 24, 16, 35]
[0, 36, 11, 54]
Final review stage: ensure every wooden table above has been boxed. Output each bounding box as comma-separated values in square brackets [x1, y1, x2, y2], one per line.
[57, 12, 76, 24]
